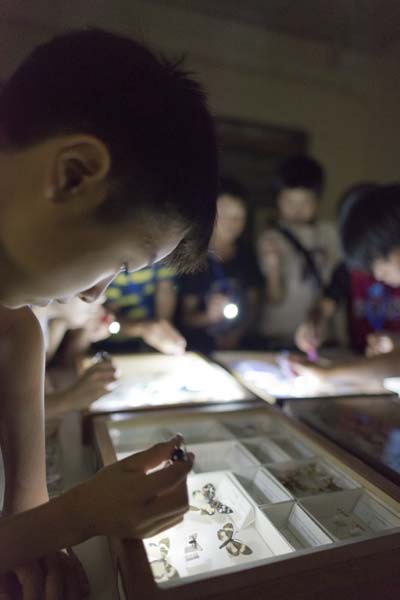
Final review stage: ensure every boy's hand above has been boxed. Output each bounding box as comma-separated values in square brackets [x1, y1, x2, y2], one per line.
[215, 330, 241, 350]
[366, 332, 399, 357]
[78, 437, 193, 540]
[288, 355, 329, 383]
[206, 294, 230, 324]
[295, 320, 322, 354]
[57, 360, 118, 412]
[139, 320, 187, 355]
[258, 235, 282, 276]
[1, 548, 89, 599]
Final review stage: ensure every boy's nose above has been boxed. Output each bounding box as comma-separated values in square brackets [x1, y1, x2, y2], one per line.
[79, 274, 116, 303]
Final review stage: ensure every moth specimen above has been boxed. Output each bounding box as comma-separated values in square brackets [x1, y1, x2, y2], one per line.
[148, 538, 179, 582]
[191, 483, 233, 516]
[277, 464, 342, 497]
[217, 523, 253, 556]
[332, 508, 366, 537]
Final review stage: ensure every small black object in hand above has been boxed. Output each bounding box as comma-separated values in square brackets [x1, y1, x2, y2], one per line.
[171, 447, 186, 462]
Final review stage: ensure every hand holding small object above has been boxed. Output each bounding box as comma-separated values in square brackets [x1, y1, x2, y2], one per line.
[170, 434, 191, 463]
[72, 436, 194, 540]
[288, 354, 331, 383]
[258, 235, 282, 276]
[295, 320, 322, 355]
[60, 358, 119, 411]
[206, 293, 231, 324]
[307, 348, 318, 363]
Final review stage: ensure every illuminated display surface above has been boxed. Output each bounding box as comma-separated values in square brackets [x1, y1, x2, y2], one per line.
[89, 352, 249, 412]
[104, 410, 400, 588]
[213, 351, 387, 400]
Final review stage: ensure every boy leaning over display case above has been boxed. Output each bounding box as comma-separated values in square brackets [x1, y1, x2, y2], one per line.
[0, 29, 217, 597]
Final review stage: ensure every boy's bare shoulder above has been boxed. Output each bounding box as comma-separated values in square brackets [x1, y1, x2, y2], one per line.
[0, 305, 41, 337]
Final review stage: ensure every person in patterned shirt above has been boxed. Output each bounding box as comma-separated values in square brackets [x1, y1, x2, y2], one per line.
[104, 263, 186, 354]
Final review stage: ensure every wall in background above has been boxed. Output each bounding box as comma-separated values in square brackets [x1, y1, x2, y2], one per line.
[0, 1, 399, 217]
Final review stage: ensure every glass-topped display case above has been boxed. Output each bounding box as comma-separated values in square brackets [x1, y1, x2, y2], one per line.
[213, 351, 390, 403]
[286, 394, 400, 486]
[92, 404, 400, 599]
[85, 352, 254, 414]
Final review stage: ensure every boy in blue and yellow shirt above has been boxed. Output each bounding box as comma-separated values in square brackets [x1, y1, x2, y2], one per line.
[105, 264, 186, 354]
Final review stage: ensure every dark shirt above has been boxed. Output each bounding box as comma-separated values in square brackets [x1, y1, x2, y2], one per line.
[177, 244, 262, 352]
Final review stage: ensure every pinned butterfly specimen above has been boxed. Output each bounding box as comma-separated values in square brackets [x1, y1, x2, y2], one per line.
[190, 483, 233, 516]
[217, 523, 253, 557]
[147, 538, 179, 582]
[184, 533, 203, 562]
[332, 508, 366, 538]
[188, 533, 203, 551]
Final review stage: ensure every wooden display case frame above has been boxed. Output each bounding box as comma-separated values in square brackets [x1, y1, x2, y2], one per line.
[92, 403, 400, 600]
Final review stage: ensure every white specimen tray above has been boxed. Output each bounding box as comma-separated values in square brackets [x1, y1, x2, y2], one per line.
[301, 489, 400, 541]
[263, 501, 332, 549]
[188, 441, 260, 474]
[144, 471, 295, 587]
[267, 459, 360, 498]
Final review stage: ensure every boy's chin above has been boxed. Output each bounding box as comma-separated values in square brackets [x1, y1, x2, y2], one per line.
[32, 299, 52, 307]
[1, 297, 52, 310]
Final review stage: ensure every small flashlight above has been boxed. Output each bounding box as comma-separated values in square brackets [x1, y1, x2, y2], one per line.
[108, 320, 121, 335]
[223, 302, 239, 320]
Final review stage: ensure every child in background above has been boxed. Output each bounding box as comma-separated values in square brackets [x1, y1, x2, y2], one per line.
[33, 300, 117, 497]
[257, 156, 338, 349]
[178, 178, 261, 353]
[34, 300, 118, 419]
[295, 184, 400, 358]
[291, 184, 400, 386]
[103, 263, 186, 355]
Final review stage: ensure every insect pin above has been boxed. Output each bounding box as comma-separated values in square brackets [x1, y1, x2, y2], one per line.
[188, 533, 203, 551]
[184, 532, 204, 562]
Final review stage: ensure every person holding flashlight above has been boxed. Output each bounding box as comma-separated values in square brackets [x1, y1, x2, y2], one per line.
[101, 262, 187, 355]
[178, 178, 261, 353]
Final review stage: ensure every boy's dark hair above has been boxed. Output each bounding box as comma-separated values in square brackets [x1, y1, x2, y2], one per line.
[273, 155, 325, 196]
[218, 177, 246, 201]
[0, 29, 218, 272]
[339, 183, 400, 270]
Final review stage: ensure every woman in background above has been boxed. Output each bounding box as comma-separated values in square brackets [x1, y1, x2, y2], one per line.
[178, 178, 261, 353]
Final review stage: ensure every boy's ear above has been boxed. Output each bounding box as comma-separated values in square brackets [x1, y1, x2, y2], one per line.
[46, 135, 111, 207]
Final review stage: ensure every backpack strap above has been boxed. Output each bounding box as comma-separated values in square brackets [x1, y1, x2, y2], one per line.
[277, 225, 323, 288]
